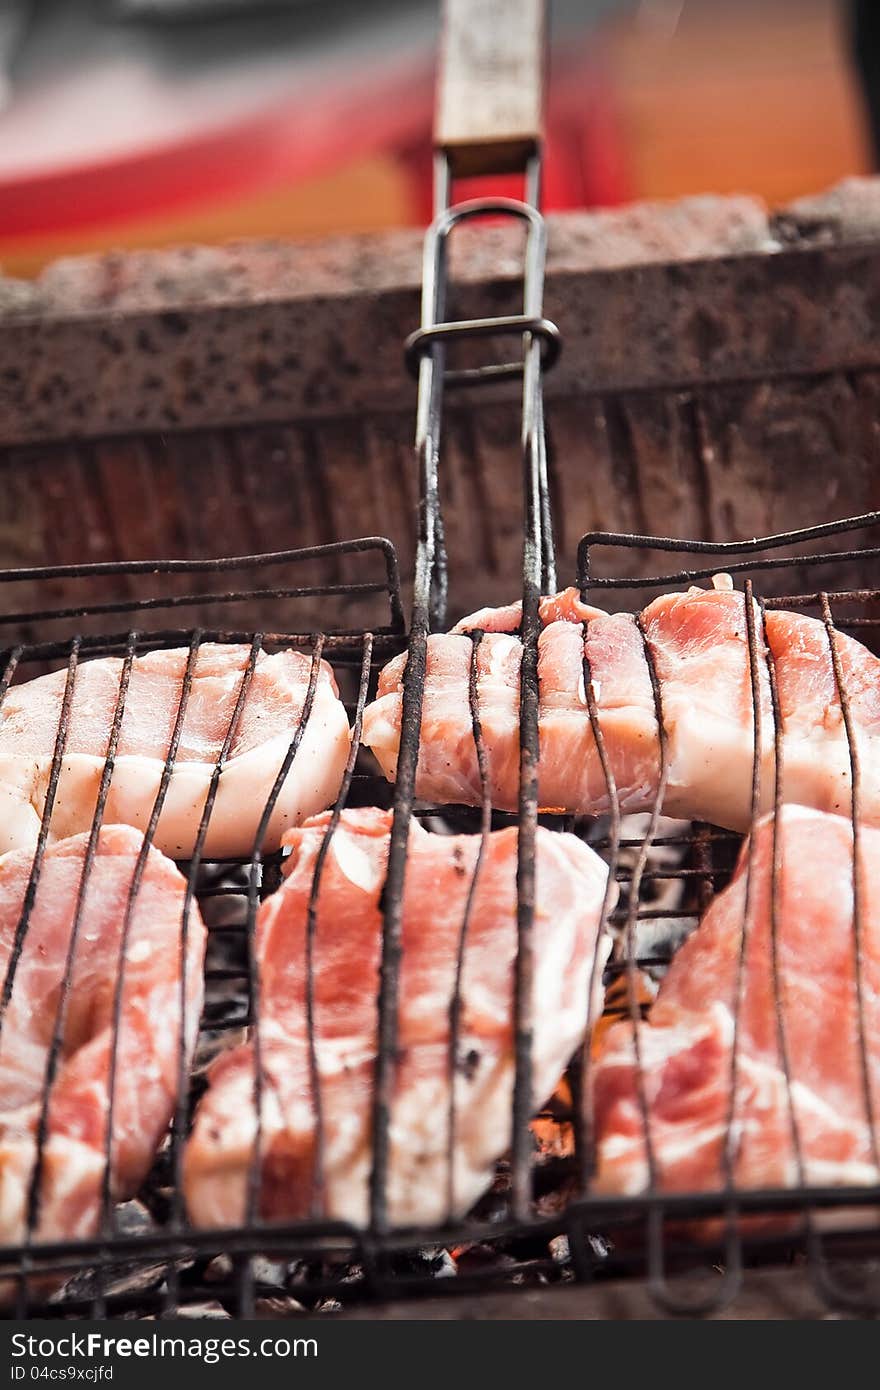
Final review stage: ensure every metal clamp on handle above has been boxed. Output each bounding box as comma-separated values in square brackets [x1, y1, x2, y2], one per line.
[424, 3, 559, 400]
[437, 0, 545, 178]
[404, 314, 562, 386]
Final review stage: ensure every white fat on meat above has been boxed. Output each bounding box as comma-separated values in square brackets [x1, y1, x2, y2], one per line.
[0, 824, 205, 1250]
[594, 806, 880, 1206]
[0, 644, 351, 859]
[184, 807, 613, 1229]
[362, 583, 880, 832]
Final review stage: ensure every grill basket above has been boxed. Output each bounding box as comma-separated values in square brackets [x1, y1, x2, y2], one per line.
[3, 0, 880, 1323]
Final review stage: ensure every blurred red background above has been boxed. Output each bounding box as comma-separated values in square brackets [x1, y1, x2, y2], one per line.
[0, 0, 870, 276]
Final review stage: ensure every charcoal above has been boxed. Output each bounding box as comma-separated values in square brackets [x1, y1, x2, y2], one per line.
[549, 1234, 570, 1265]
[250, 1256, 287, 1288]
[52, 1259, 168, 1304]
[429, 1249, 457, 1279]
[175, 1301, 232, 1320]
[203, 1254, 235, 1284]
[48, 1203, 177, 1304]
[254, 1296, 308, 1319]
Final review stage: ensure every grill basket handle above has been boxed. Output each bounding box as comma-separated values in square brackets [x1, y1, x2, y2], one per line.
[436, 0, 545, 178]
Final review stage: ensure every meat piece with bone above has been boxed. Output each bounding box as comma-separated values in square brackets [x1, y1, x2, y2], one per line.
[184, 807, 612, 1229]
[0, 825, 205, 1248]
[593, 805, 880, 1201]
[362, 583, 880, 832]
[0, 644, 351, 860]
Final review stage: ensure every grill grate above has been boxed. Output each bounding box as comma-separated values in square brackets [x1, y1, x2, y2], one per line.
[3, 149, 880, 1318]
[572, 516, 880, 1316]
[0, 538, 405, 1318]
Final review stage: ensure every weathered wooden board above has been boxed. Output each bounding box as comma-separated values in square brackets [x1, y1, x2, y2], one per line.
[2, 182, 880, 625]
[1, 370, 875, 635]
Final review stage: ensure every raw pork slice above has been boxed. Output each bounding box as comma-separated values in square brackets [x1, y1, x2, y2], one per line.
[593, 805, 880, 1200]
[185, 808, 612, 1229]
[0, 825, 205, 1247]
[362, 584, 880, 832]
[0, 644, 351, 860]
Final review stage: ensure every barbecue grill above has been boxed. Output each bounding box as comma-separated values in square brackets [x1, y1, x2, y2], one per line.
[2, 0, 880, 1321]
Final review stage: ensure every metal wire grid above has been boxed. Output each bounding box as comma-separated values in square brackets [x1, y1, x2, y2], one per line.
[0, 537, 404, 1316]
[2, 519, 880, 1317]
[571, 512, 880, 1316]
[1, 145, 880, 1320]
[0, 538, 405, 659]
